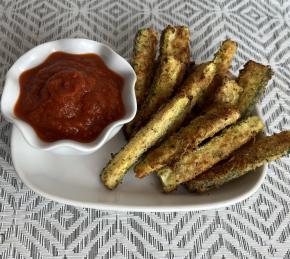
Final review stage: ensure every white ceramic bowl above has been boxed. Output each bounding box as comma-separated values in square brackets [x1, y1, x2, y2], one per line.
[1, 39, 137, 155]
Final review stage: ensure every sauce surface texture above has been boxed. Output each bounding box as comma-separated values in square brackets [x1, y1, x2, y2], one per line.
[15, 52, 125, 143]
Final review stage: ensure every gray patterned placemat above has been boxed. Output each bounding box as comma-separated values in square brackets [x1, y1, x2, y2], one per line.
[1, 0, 290, 258]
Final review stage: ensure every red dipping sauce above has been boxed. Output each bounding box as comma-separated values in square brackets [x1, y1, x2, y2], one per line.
[14, 52, 125, 143]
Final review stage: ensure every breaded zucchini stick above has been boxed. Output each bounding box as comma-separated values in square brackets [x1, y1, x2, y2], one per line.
[197, 40, 237, 109]
[135, 105, 240, 178]
[237, 61, 273, 115]
[160, 25, 190, 64]
[213, 40, 237, 75]
[187, 131, 290, 192]
[125, 26, 190, 137]
[128, 57, 186, 137]
[124, 29, 158, 138]
[158, 116, 264, 192]
[132, 28, 158, 107]
[101, 62, 216, 189]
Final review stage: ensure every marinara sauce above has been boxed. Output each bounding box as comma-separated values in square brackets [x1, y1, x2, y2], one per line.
[14, 52, 125, 143]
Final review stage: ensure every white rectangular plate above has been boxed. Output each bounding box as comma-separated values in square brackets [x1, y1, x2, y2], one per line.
[11, 117, 266, 212]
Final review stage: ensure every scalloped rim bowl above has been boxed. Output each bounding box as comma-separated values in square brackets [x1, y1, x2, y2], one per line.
[1, 39, 137, 155]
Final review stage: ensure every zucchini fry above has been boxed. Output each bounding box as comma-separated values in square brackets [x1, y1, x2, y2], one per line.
[125, 26, 190, 138]
[213, 40, 237, 75]
[135, 105, 240, 178]
[160, 25, 190, 64]
[157, 63, 215, 136]
[124, 29, 158, 138]
[197, 40, 237, 110]
[187, 131, 290, 192]
[158, 116, 264, 192]
[132, 28, 158, 107]
[101, 62, 216, 189]
[237, 61, 273, 115]
[127, 57, 186, 137]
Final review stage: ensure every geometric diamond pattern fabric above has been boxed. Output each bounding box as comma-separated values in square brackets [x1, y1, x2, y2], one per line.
[0, 0, 290, 258]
